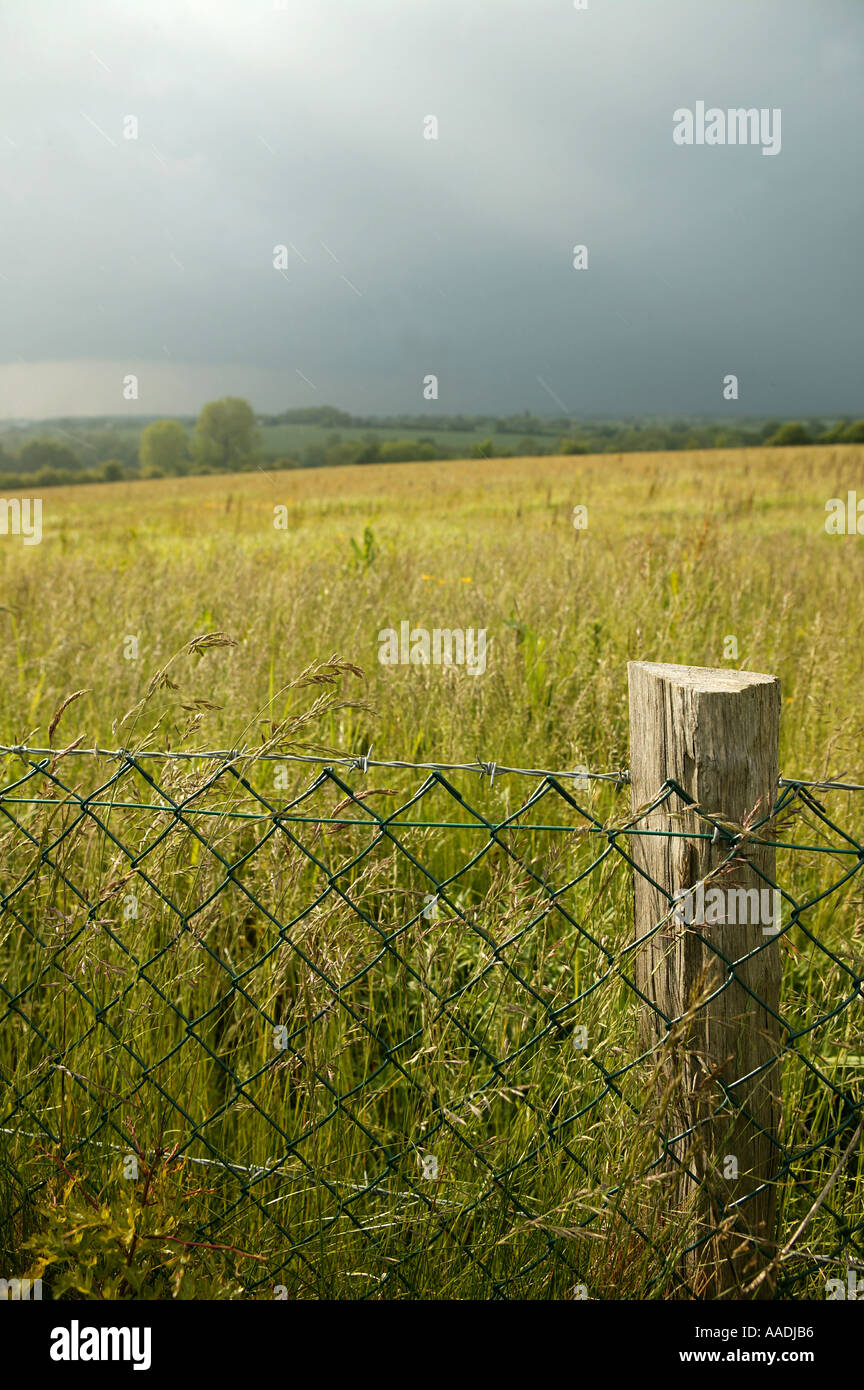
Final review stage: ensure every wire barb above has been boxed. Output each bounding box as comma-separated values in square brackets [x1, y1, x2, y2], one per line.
[349, 745, 374, 774]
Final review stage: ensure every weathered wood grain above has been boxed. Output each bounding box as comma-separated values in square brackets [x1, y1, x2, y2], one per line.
[628, 661, 782, 1298]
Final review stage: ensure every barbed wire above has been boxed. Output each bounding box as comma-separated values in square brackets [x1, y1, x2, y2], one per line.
[2, 745, 863, 792]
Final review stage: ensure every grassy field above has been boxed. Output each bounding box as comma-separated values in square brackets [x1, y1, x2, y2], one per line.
[2, 443, 864, 767]
[0, 446, 862, 1299]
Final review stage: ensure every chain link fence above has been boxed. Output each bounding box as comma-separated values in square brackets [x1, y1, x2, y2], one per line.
[0, 745, 862, 1299]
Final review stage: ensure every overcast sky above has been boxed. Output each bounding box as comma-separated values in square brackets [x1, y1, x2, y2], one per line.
[0, 0, 861, 420]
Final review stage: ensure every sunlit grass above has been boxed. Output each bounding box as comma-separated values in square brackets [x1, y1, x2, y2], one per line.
[0, 445, 862, 1299]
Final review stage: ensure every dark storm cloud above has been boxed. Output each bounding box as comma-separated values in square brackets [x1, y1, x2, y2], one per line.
[0, 0, 861, 417]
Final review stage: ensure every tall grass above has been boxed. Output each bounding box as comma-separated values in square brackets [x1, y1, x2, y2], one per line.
[0, 446, 861, 1298]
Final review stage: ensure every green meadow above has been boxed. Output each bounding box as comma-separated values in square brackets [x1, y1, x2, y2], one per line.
[0, 445, 862, 1299]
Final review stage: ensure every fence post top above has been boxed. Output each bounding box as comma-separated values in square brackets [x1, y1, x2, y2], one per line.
[627, 661, 779, 694]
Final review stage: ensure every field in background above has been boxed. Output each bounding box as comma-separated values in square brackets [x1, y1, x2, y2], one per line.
[0, 417, 501, 459]
[1, 444, 863, 773]
[258, 420, 497, 456]
[1, 444, 863, 1299]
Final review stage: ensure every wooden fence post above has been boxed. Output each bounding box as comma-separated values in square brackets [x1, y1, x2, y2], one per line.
[628, 662, 783, 1298]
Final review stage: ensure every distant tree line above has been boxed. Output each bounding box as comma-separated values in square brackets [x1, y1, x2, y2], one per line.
[0, 400, 863, 490]
[0, 398, 258, 487]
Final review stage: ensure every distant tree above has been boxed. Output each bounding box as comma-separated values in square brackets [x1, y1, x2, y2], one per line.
[559, 438, 589, 455]
[101, 459, 125, 481]
[193, 397, 257, 472]
[818, 419, 849, 443]
[759, 420, 782, 441]
[355, 433, 381, 464]
[325, 440, 365, 468]
[139, 419, 189, 477]
[843, 420, 864, 443]
[80, 430, 138, 469]
[275, 405, 351, 428]
[766, 422, 810, 447]
[470, 438, 496, 458]
[18, 439, 81, 473]
[379, 439, 422, 463]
